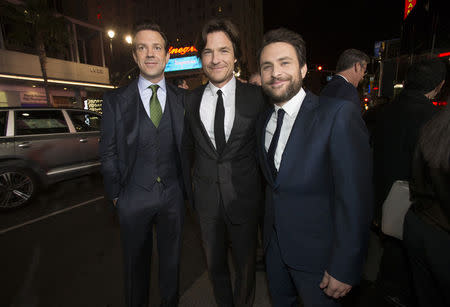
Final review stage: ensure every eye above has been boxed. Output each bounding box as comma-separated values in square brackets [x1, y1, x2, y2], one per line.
[281, 61, 290, 66]
[154, 45, 162, 51]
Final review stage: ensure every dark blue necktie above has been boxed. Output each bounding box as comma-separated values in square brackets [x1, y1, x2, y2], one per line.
[267, 108, 285, 179]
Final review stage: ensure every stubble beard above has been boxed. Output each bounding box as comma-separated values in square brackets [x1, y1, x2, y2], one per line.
[262, 74, 303, 105]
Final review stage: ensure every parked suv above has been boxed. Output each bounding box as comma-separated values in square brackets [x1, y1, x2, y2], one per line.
[0, 107, 101, 209]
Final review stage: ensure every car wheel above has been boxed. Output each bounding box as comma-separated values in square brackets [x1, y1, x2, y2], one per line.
[0, 167, 38, 210]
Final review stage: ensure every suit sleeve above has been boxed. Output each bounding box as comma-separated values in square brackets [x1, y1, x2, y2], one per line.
[327, 101, 373, 285]
[99, 91, 121, 200]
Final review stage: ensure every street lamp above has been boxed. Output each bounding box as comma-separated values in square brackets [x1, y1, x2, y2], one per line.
[107, 29, 115, 56]
[107, 29, 115, 85]
[125, 35, 132, 45]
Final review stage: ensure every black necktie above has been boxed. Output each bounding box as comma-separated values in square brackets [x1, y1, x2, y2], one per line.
[214, 89, 226, 154]
[267, 108, 285, 179]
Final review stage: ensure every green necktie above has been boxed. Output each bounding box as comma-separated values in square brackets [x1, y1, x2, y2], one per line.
[149, 84, 162, 127]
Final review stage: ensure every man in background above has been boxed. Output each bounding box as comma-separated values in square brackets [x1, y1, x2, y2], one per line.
[321, 49, 369, 108]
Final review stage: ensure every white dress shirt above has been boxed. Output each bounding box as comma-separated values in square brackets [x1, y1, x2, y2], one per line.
[265, 88, 306, 171]
[137, 75, 167, 118]
[200, 76, 236, 148]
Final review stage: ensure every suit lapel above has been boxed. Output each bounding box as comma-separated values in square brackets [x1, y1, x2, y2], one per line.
[276, 91, 319, 184]
[119, 79, 140, 150]
[260, 106, 276, 187]
[192, 85, 218, 157]
[224, 80, 243, 150]
[166, 83, 184, 153]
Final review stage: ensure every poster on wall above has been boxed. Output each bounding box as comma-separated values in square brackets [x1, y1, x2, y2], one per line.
[20, 91, 48, 106]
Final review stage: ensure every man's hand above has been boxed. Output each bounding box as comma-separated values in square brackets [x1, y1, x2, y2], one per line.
[319, 271, 352, 299]
[113, 198, 118, 207]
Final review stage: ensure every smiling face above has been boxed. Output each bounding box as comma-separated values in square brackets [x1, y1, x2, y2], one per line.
[132, 30, 170, 83]
[259, 42, 307, 106]
[201, 31, 237, 88]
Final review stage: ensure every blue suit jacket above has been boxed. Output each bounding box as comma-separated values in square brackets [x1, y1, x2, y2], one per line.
[321, 75, 361, 107]
[99, 79, 191, 201]
[257, 91, 373, 285]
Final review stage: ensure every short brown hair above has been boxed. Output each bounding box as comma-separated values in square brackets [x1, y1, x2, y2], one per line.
[198, 18, 241, 61]
[258, 28, 307, 68]
[335, 49, 369, 72]
[132, 21, 169, 53]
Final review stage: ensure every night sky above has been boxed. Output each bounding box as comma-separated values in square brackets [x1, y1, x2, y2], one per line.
[263, 0, 404, 69]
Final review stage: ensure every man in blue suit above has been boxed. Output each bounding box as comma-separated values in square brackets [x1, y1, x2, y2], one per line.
[257, 28, 373, 307]
[320, 49, 369, 109]
[99, 22, 190, 307]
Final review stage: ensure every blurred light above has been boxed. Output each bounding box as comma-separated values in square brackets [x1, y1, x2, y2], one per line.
[22, 113, 30, 117]
[32, 85, 37, 88]
[373, 87, 379, 90]
[394, 84, 404, 89]
[438, 52, 450, 58]
[432, 101, 447, 106]
[0, 74, 115, 89]
[64, 87, 67, 90]
[317, 65, 323, 71]
[218, 6, 222, 12]
[235, 71, 241, 77]
[107, 30, 115, 39]
[125, 35, 132, 44]
[364, 97, 369, 102]
[365, 104, 369, 110]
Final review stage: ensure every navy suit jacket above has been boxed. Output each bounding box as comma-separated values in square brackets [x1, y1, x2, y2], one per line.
[321, 75, 361, 107]
[99, 78, 191, 201]
[257, 91, 373, 285]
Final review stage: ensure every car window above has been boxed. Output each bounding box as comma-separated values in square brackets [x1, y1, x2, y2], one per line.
[0, 111, 7, 136]
[67, 110, 101, 132]
[15, 110, 69, 135]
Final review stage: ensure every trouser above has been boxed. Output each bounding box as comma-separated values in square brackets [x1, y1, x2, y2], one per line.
[117, 182, 185, 307]
[265, 229, 340, 307]
[197, 199, 258, 307]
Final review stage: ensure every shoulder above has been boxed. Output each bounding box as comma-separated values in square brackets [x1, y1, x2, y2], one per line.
[103, 80, 138, 103]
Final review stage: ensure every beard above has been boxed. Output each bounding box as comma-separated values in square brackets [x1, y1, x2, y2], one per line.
[262, 74, 303, 104]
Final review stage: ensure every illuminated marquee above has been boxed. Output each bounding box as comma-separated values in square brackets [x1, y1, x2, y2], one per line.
[404, 0, 416, 20]
[165, 56, 202, 72]
[169, 46, 198, 55]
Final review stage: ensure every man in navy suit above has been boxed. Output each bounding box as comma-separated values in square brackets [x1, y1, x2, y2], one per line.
[257, 28, 373, 307]
[99, 22, 190, 307]
[320, 49, 369, 109]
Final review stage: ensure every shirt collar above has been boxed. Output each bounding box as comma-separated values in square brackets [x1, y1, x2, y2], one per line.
[137, 75, 166, 94]
[207, 76, 236, 98]
[336, 74, 349, 83]
[274, 87, 306, 117]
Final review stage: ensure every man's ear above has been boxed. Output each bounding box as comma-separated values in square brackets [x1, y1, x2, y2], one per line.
[165, 51, 170, 65]
[301, 64, 308, 79]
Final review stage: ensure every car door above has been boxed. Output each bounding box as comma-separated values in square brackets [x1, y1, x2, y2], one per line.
[13, 109, 82, 176]
[65, 110, 101, 163]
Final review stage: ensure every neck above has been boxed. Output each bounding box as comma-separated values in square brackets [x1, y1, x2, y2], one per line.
[338, 71, 357, 88]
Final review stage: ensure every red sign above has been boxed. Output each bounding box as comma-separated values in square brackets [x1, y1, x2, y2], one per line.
[404, 0, 416, 20]
[169, 46, 198, 55]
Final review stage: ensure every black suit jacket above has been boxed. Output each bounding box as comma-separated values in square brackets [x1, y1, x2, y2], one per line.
[321, 75, 361, 107]
[99, 78, 191, 201]
[184, 81, 266, 224]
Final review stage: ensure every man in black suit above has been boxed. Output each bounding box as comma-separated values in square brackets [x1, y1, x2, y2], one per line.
[183, 19, 265, 307]
[99, 22, 190, 307]
[257, 28, 372, 307]
[320, 49, 369, 108]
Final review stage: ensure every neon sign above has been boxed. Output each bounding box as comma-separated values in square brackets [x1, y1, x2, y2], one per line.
[168, 46, 198, 55]
[404, 0, 416, 20]
[165, 56, 202, 72]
